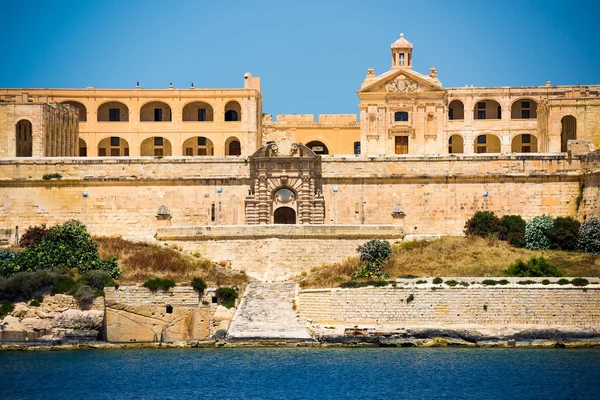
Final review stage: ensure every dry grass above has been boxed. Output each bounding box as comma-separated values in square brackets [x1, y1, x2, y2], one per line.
[95, 237, 247, 285]
[300, 236, 600, 288]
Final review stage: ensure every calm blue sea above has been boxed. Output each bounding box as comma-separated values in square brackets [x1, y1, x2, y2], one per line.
[1, 347, 599, 399]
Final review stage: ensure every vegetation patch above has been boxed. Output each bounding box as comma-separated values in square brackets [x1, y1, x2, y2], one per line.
[432, 277, 443, 284]
[191, 278, 207, 293]
[506, 256, 564, 277]
[143, 278, 176, 292]
[557, 278, 571, 285]
[481, 279, 509, 286]
[351, 239, 392, 280]
[517, 280, 537, 285]
[339, 280, 391, 289]
[570, 278, 590, 287]
[444, 280, 459, 287]
[42, 173, 62, 181]
[415, 280, 428, 284]
[216, 287, 239, 309]
[406, 294, 415, 304]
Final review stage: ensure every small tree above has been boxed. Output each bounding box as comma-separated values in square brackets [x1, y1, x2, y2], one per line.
[464, 211, 501, 238]
[578, 218, 600, 254]
[525, 215, 553, 250]
[499, 215, 526, 248]
[505, 256, 564, 277]
[352, 239, 392, 279]
[549, 217, 580, 251]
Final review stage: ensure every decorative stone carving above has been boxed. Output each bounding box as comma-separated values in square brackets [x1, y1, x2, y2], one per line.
[386, 76, 420, 93]
[156, 205, 171, 220]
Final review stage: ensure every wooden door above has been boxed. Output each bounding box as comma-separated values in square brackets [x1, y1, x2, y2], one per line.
[395, 136, 409, 154]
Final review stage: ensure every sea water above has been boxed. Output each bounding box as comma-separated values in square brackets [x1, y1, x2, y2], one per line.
[1, 347, 599, 399]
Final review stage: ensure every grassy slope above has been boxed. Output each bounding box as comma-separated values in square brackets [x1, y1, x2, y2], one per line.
[95, 237, 246, 285]
[299, 236, 600, 288]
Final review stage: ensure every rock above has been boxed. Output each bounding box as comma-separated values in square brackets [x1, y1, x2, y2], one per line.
[56, 310, 103, 330]
[11, 304, 30, 318]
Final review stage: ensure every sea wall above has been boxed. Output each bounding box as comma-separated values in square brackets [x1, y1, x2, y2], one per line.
[298, 278, 600, 327]
[104, 286, 219, 343]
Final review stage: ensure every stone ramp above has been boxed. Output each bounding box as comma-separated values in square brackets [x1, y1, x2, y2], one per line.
[226, 282, 314, 342]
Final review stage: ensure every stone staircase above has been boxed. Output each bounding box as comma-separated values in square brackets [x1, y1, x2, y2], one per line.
[226, 282, 314, 342]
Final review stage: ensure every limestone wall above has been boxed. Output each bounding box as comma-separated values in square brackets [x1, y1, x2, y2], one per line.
[104, 286, 215, 343]
[580, 152, 600, 219]
[299, 279, 600, 326]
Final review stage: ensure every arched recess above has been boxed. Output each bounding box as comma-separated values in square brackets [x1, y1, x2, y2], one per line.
[225, 137, 241, 156]
[474, 99, 502, 120]
[274, 207, 296, 224]
[182, 136, 214, 156]
[97, 102, 129, 122]
[62, 101, 87, 122]
[474, 134, 501, 153]
[79, 138, 88, 157]
[448, 100, 464, 120]
[306, 141, 329, 155]
[511, 99, 538, 119]
[140, 101, 172, 122]
[511, 134, 538, 153]
[15, 119, 33, 157]
[448, 134, 464, 153]
[182, 101, 214, 121]
[224, 101, 241, 121]
[140, 136, 172, 156]
[98, 136, 130, 156]
[561, 115, 577, 152]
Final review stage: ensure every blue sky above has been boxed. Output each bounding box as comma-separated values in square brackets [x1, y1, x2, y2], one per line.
[1, 0, 599, 115]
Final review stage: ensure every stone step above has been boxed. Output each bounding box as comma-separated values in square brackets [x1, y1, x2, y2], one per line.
[227, 282, 313, 342]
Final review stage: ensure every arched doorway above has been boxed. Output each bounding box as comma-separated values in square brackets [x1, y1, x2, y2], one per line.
[561, 115, 576, 152]
[225, 137, 241, 156]
[448, 134, 464, 153]
[15, 120, 33, 157]
[274, 207, 296, 224]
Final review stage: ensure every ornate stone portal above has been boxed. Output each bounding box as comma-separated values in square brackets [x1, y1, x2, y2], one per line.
[245, 142, 325, 224]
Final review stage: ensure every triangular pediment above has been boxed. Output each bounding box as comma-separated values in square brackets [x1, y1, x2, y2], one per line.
[359, 69, 444, 94]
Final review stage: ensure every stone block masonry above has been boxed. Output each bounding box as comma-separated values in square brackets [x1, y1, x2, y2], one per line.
[299, 279, 600, 327]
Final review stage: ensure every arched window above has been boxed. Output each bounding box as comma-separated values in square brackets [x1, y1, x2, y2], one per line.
[511, 134, 538, 153]
[474, 100, 502, 120]
[448, 100, 464, 120]
[224, 101, 241, 121]
[79, 138, 87, 157]
[98, 137, 130, 157]
[62, 101, 87, 122]
[140, 137, 172, 156]
[306, 141, 329, 155]
[182, 136, 214, 156]
[140, 102, 172, 122]
[225, 137, 241, 156]
[511, 99, 538, 119]
[448, 135, 464, 154]
[97, 102, 129, 122]
[394, 111, 409, 122]
[474, 134, 501, 154]
[15, 120, 33, 157]
[182, 101, 214, 121]
[561, 115, 577, 152]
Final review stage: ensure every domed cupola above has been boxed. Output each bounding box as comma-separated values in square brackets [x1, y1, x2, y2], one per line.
[391, 33, 413, 69]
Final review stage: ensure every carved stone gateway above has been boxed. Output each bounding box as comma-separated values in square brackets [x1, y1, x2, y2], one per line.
[245, 142, 325, 224]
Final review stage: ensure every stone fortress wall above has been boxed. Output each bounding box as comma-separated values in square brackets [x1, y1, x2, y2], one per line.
[298, 278, 600, 327]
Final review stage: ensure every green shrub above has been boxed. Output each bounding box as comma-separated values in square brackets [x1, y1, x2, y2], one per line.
[525, 215, 553, 250]
[481, 279, 509, 286]
[517, 280, 536, 285]
[42, 173, 62, 180]
[571, 278, 589, 287]
[52, 275, 76, 295]
[432, 277, 443, 284]
[0, 270, 59, 303]
[143, 278, 176, 292]
[483, 304, 488, 311]
[578, 218, 600, 254]
[216, 287, 239, 309]
[352, 239, 392, 279]
[557, 278, 571, 285]
[416, 280, 427, 284]
[499, 215, 526, 247]
[19, 224, 52, 248]
[191, 278, 207, 293]
[464, 211, 500, 238]
[549, 217, 580, 251]
[339, 280, 391, 289]
[71, 284, 96, 309]
[459, 282, 470, 287]
[29, 299, 41, 307]
[77, 270, 115, 292]
[505, 256, 564, 277]
[406, 294, 415, 304]
[2, 220, 122, 279]
[541, 279, 551, 285]
[445, 280, 458, 287]
[0, 250, 19, 277]
[0, 301, 14, 317]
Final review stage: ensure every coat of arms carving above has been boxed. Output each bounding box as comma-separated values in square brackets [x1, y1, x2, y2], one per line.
[385, 76, 420, 93]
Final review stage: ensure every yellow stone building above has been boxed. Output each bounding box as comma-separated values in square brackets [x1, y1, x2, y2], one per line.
[1, 34, 599, 158]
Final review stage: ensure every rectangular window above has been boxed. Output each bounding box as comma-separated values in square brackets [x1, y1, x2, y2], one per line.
[154, 137, 163, 146]
[124, 148, 129, 156]
[210, 204, 216, 222]
[477, 110, 486, 119]
[476, 146, 487, 154]
[497, 106, 502, 119]
[198, 137, 207, 146]
[477, 135, 487, 144]
[98, 148, 107, 156]
[198, 148, 207, 156]
[198, 108, 206, 121]
[109, 108, 120, 121]
[477, 102, 486, 109]
[110, 137, 120, 147]
[521, 109, 530, 119]
[79, 147, 87, 157]
[154, 148, 163, 157]
[522, 134, 531, 144]
[110, 148, 120, 156]
[154, 108, 162, 122]
[522, 146, 531, 153]
[353, 141, 361, 155]
[399, 53, 404, 66]
[522, 101, 530, 109]
[185, 148, 193, 156]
